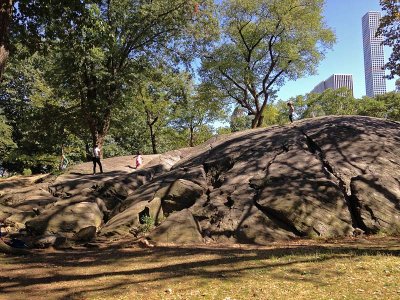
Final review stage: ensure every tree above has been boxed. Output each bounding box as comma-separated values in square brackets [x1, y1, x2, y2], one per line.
[0, 0, 12, 80]
[133, 66, 185, 154]
[201, 0, 335, 128]
[172, 78, 227, 147]
[230, 106, 252, 132]
[375, 91, 400, 121]
[356, 96, 387, 119]
[262, 102, 285, 125]
[356, 92, 400, 121]
[10, 0, 217, 151]
[302, 88, 356, 118]
[0, 113, 15, 164]
[378, 0, 400, 79]
[0, 43, 88, 173]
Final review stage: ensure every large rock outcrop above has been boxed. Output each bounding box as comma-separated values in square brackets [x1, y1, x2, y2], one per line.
[1, 116, 400, 248]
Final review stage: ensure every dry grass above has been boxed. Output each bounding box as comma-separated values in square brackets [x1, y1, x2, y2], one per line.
[0, 237, 400, 300]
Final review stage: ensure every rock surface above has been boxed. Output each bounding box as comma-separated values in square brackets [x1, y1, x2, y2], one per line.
[25, 202, 103, 235]
[148, 209, 203, 244]
[1, 116, 400, 249]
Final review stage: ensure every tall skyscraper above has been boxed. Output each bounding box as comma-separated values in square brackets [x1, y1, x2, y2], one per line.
[362, 11, 386, 97]
[311, 74, 354, 95]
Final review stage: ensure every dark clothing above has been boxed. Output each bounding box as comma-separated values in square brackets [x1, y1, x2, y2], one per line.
[289, 113, 293, 123]
[288, 104, 294, 123]
[92, 157, 103, 174]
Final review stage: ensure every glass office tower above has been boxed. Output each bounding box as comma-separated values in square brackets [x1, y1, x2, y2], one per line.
[362, 11, 386, 97]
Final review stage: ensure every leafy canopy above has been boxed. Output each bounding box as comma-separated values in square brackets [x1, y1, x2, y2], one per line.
[201, 0, 335, 127]
[378, 0, 400, 79]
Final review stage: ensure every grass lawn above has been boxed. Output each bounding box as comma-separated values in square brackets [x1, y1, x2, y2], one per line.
[0, 237, 399, 300]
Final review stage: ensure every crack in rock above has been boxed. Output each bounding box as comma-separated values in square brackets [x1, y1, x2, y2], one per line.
[364, 205, 381, 225]
[252, 199, 306, 237]
[300, 129, 369, 232]
[249, 149, 286, 190]
[203, 156, 235, 189]
[248, 150, 306, 237]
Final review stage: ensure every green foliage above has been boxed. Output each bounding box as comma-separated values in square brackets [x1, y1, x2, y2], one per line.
[230, 107, 252, 132]
[139, 215, 155, 233]
[171, 75, 228, 146]
[375, 92, 400, 121]
[0, 45, 87, 173]
[132, 66, 185, 154]
[378, 0, 400, 78]
[216, 127, 231, 135]
[352, 92, 400, 121]
[356, 96, 388, 119]
[301, 88, 356, 118]
[10, 0, 219, 157]
[262, 103, 284, 126]
[0, 113, 16, 161]
[279, 90, 400, 124]
[3, 1, 220, 170]
[264, 100, 292, 125]
[22, 168, 32, 176]
[190, 124, 215, 145]
[201, 0, 335, 127]
[2, 150, 59, 174]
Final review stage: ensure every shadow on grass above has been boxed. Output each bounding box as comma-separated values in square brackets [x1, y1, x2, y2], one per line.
[0, 238, 399, 299]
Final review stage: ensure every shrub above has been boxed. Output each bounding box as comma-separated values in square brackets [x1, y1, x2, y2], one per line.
[22, 168, 32, 176]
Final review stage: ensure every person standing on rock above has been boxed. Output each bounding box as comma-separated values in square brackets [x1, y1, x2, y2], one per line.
[92, 144, 103, 174]
[287, 101, 294, 123]
[135, 152, 143, 169]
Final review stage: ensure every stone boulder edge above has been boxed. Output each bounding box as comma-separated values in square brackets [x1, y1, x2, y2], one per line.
[350, 175, 400, 234]
[156, 178, 205, 215]
[25, 201, 103, 235]
[99, 197, 163, 237]
[148, 209, 203, 244]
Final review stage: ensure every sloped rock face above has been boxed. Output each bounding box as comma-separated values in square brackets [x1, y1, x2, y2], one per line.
[156, 179, 205, 215]
[350, 175, 400, 233]
[148, 209, 203, 244]
[162, 116, 399, 243]
[1, 116, 400, 248]
[99, 197, 162, 237]
[25, 202, 103, 235]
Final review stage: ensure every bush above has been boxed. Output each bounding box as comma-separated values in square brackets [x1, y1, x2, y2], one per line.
[2, 150, 59, 174]
[22, 168, 32, 176]
[140, 215, 155, 233]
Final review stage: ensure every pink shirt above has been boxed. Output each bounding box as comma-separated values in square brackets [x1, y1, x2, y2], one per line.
[136, 155, 143, 168]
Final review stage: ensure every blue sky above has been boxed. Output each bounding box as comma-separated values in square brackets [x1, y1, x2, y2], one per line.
[277, 0, 398, 101]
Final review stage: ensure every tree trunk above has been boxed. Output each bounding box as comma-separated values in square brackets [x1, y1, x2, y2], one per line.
[149, 123, 157, 154]
[252, 97, 268, 128]
[189, 125, 194, 147]
[59, 144, 65, 170]
[144, 107, 158, 154]
[251, 113, 259, 128]
[257, 109, 265, 127]
[81, 64, 113, 158]
[0, 0, 13, 81]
